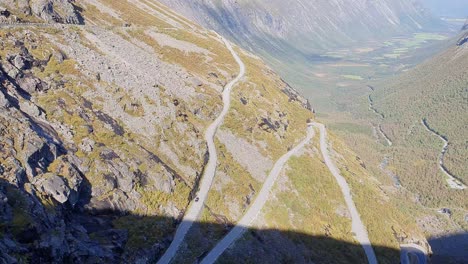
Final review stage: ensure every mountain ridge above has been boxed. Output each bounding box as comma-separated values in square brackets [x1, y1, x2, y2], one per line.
[157, 0, 443, 54]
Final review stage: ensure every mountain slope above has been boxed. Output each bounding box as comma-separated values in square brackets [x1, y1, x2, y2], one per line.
[157, 0, 448, 114]
[0, 0, 430, 263]
[366, 27, 468, 263]
[157, 0, 441, 55]
[372, 29, 468, 198]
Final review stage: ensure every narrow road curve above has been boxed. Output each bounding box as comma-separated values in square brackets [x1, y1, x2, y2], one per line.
[368, 94, 392, 146]
[368, 95, 384, 119]
[200, 125, 315, 264]
[421, 119, 466, 190]
[312, 123, 378, 264]
[378, 124, 393, 147]
[157, 37, 245, 264]
[400, 244, 428, 264]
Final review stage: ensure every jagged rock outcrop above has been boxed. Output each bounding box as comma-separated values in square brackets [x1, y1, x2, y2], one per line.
[0, 30, 143, 262]
[0, 0, 82, 24]
[282, 83, 312, 111]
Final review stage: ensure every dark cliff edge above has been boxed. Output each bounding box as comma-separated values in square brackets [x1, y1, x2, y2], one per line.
[457, 27, 468, 46]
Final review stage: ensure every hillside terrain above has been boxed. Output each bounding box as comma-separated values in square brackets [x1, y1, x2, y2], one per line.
[157, 0, 447, 111]
[0, 0, 440, 263]
[372, 29, 468, 206]
[156, 1, 468, 263]
[325, 27, 468, 264]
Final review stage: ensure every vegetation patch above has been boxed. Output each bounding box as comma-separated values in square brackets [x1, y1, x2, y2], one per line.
[342, 74, 364, 80]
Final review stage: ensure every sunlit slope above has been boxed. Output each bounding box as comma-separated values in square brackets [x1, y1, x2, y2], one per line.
[372, 30, 468, 208]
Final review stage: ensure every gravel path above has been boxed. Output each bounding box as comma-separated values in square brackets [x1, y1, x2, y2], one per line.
[200, 125, 315, 264]
[421, 119, 466, 190]
[156, 36, 245, 264]
[400, 244, 428, 264]
[312, 122, 378, 264]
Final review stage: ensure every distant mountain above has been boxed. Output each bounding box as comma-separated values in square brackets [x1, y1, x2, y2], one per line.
[158, 0, 443, 56]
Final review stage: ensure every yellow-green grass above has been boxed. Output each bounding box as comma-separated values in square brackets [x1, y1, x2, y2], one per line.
[329, 132, 429, 263]
[342, 74, 364, 80]
[223, 50, 314, 161]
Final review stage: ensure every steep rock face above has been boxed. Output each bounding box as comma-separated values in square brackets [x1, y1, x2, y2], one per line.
[0, 0, 82, 24]
[157, 0, 440, 54]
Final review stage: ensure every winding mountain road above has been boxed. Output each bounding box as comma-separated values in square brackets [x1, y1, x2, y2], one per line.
[368, 94, 392, 146]
[400, 244, 428, 264]
[157, 37, 245, 264]
[312, 123, 378, 264]
[200, 125, 315, 264]
[421, 119, 466, 190]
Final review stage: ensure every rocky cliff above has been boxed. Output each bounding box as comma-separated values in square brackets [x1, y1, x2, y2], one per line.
[0, 0, 82, 24]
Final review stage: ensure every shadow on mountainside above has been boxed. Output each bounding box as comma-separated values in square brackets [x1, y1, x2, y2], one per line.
[0, 179, 466, 264]
[429, 233, 468, 264]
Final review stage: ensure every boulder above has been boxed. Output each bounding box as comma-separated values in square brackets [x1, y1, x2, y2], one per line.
[53, 50, 66, 63]
[60, 161, 83, 207]
[17, 76, 43, 93]
[107, 161, 134, 194]
[24, 136, 57, 177]
[13, 56, 27, 70]
[2, 62, 20, 79]
[38, 224, 69, 261]
[36, 174, 71, 204]
[79, 138, 95, 153]
[30, 0, 82, 24]
[19, 101, 41, 118]
[66, 233, 112, 261]
[32, 155, 84, 207]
